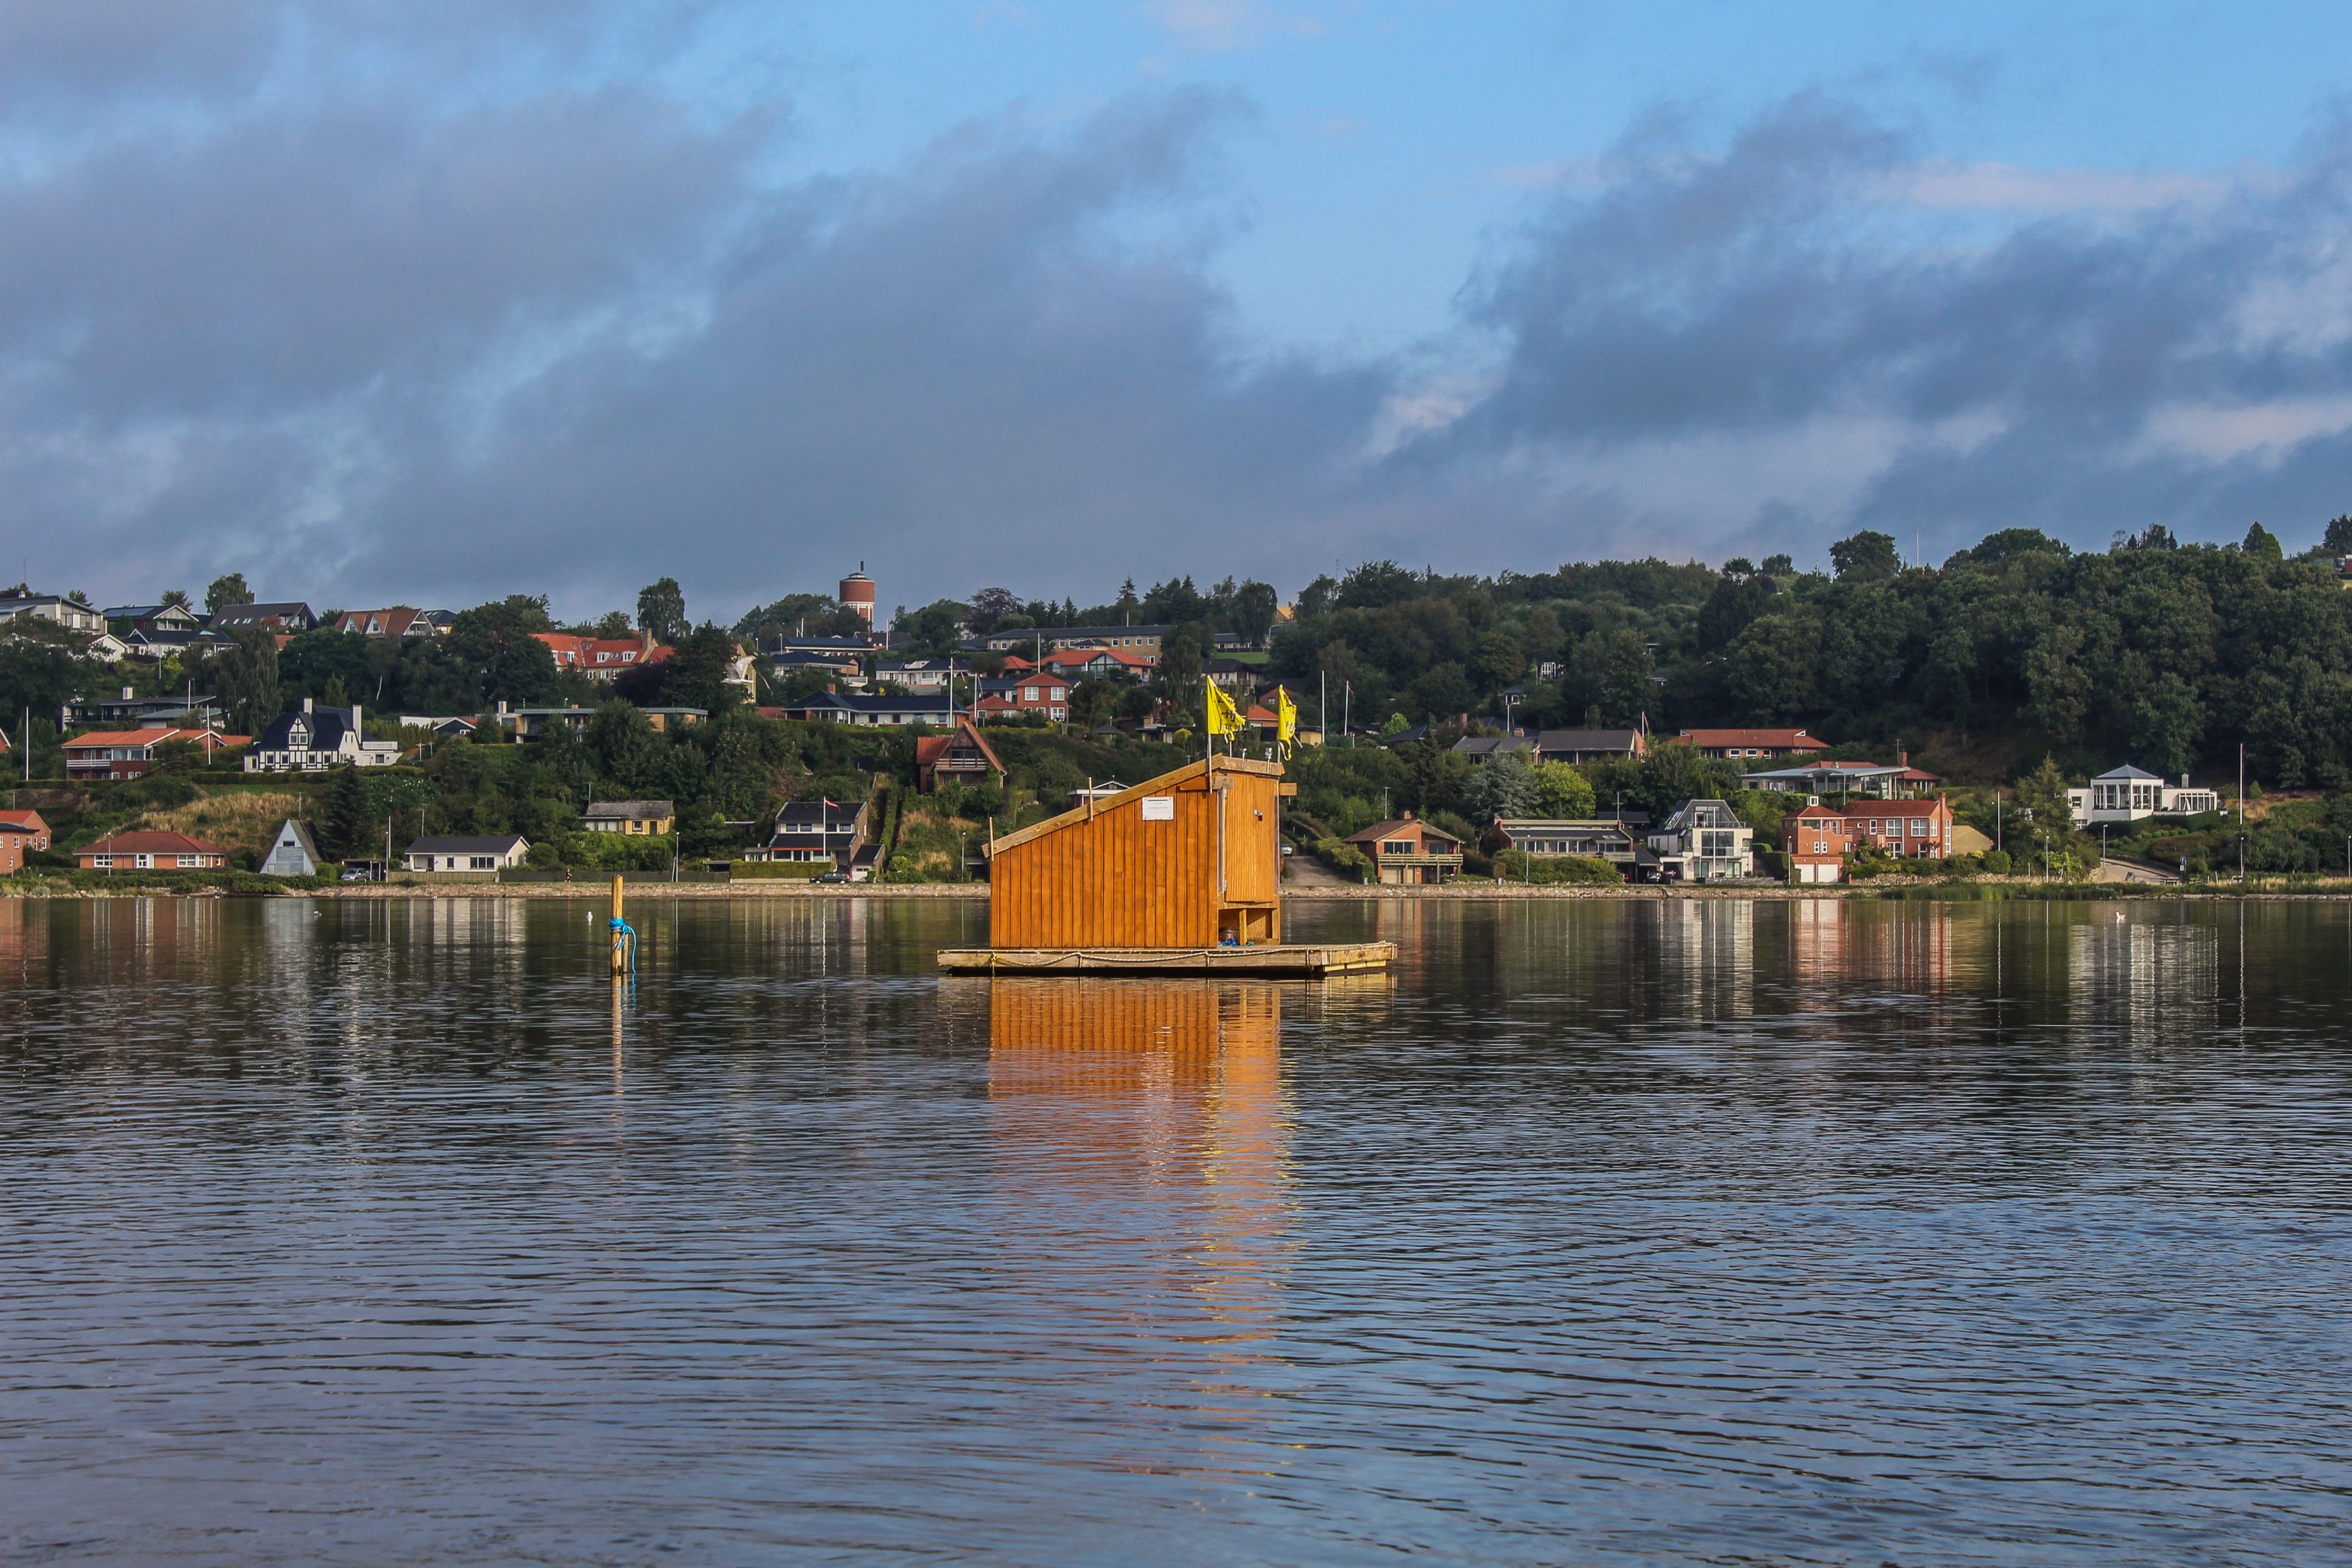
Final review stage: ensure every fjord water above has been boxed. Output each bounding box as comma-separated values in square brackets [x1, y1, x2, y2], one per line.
[2, 896, 2347, 1566]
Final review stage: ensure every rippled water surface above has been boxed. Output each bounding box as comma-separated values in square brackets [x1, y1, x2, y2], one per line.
[3, 893, 2349, 1565]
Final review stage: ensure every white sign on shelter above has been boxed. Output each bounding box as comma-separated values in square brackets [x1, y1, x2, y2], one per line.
[1140, 795, 1175, 821]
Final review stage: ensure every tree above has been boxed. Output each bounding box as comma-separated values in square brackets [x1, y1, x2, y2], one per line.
[2013, 755, 2083, 874]
[2243, 521, 2283, 560]
[1068, 677, 1119, 731]
[1462, 750, 1542, 822]
[440, 599, 560, 706]
[1229, 580, 1279, 648]
[318, 763, 371, 861]
[2324, 514, 2352, 554]
[649, 624, 746, 712]
[158, 588, 191, 609]
[1530, 761, 1596, 819]
[1829, 531, 1899, 583]
[205, 573, 251, 615]
[966, 587, 1022, 633]
[591, 610, 633, 639]
[1594, 629, 1655, 726]
[211, 628, 281, 735]
[635, 579, 687, 645]
[0, 641, 93, 736]
[1151, 627, 1204, 714]
[1410, 662, 1475, 721]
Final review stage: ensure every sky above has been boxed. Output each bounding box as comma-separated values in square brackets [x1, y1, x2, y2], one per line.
[8, 1, 2352, 625]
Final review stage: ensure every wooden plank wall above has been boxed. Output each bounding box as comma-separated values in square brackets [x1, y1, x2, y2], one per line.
[989, 760, 1284, 949]
[987, 978, 1282, 1093]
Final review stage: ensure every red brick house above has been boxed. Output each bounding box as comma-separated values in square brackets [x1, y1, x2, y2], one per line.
[1780, 799, 1853, 884]
[1679, 727, 1824, 760]
[534, 632, 674, 682]
[77, 830, 228, 871]
[975, 671, 1073, 721]
[1842, 797, 1954, 860]
[0, 808, 52, 851]
[1345, 812, 1465, 885]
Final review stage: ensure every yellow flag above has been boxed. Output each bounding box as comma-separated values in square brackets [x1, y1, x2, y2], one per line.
[1275, 685, 1296, 743]
[1205, 681, 1243, 737]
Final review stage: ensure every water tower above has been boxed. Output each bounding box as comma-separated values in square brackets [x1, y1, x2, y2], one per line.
[838, 564, 876, 632]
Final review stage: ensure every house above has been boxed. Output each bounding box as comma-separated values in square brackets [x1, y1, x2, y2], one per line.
[1001, 646, 1150, 681]
[1678, 727, 1824, 760]
[1780, 798, 1854, 884]
[0, 808, 54, 851]
[244, 698, 401, 772]
[872, 656, 970, 693]
[397, 714, 479, 738]
[1452, 734, 1535, 763]
[1346, 812, 1465, 885]
[63, 726, 247, 780]
[1200, 657, 1256, 694]
[100, 603, 204, 635]
[769, 648, 868, 685]
[211, 602, 318, 633]
[975, 671, 1073, 721]
[495, 704, 705, 737]
[1746, 758, 1939, 801]
[913, 715, 1005, 792]
[1534, 728, 1647, 763]
[1646, 799, 1755, 882]
[586, 800, 675, 835]
[333, 606, 452, 638]
[984, 756, 1287, 946]
[746, 799, 869, 867]
[534, 632, 674, 681]
[0, 821, 28, 874]
[402, 834, 529, 874]
[2066, 766, 2224, 824]
[1493, 818, 1640, 877]
[774, 691, 957, 727]
[972, 622, 1171, 658]
[77, 830, 227, 871]
[64, 688, 222, 729]
[123, 627, 228, 662]
[756, 633, 883, 658]
[260, 819, 324, 877]
[1841, 797, 1955, 860]
[81, 632, 131, 665]
[0, 594, 106, 634]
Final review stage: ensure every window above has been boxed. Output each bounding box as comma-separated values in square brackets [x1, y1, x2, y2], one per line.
[470, 855, 496, 870]
[177, 854, 202, 867]
[90, 854, 112, 868]
[135, 854, 154, 868]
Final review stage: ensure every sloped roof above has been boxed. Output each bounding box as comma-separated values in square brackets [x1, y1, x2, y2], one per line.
[254, 706, 355, 752]
[2094, 764, 2165, 781]
[405, 835, 527, 854]
[82, 830, 225, 855]
[1347, 816, 1463, 847]
[586, 799, 675, 818]
[270, 818, 322, 863]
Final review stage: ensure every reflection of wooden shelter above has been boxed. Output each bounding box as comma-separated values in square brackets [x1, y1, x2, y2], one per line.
[989, 755, 1286, 949]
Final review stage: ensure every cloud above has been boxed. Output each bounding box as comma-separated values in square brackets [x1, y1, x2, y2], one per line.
[1143, 0, 1327, 54]
[1424, 92, 2352, 554]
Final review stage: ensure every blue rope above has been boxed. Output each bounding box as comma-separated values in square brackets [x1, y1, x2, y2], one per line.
[608, 916, 638, 975]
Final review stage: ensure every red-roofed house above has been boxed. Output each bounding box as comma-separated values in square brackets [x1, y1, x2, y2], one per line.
[975, 671, 1073, 721]
[1780, 799, 1853, 884]
[1841, 797, 1954, 860]
[77, 830, 227, 871]
[913, 715, 1006, 792]
[534, 632, 674, 682]
[0, 808, 52, 851]
[63, 727, 248, 780]
[1678, 727, 1824, 760]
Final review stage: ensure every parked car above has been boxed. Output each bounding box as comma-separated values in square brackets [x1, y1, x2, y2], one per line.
[812, 871, 848, 884]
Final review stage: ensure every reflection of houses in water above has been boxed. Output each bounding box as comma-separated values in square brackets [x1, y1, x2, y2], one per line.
[1634, 899, 1755, 1020]
[2067, 915, 2219, 1047]
[987, 979, 1289, 1361]
[1785, 900, 1958, 995]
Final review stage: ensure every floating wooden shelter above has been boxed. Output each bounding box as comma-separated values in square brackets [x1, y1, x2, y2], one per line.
[936, 753, 1394, 976]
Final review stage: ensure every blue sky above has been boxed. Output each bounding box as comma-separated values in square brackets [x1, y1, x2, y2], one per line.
[7, 2, 2352, 622]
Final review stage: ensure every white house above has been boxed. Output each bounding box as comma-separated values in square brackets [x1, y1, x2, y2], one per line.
[0, 594, 105, 634]
[243, 698, 402, 772]
[403, 834, 529, 874]
[2066, 766, 2223, 825]
[1646, 799, 1756, 882]
[260, 819, 324, 877]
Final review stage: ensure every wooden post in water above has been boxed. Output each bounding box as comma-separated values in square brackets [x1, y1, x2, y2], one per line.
[610, 874, 626, 977]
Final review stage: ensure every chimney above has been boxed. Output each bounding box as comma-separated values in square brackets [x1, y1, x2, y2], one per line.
[497, 699, 509, 717]
[1897, 746, 1909, 767]
[1402, 809, 1415, 821]
[351, 703, 362, 734]
[302, 696, 314, 714]
[121, 685, 132, 700]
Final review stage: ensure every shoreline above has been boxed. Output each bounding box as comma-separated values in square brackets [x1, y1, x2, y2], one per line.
[5, 879, 2345, 901]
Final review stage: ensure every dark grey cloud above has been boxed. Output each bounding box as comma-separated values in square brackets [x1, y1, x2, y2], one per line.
[9, 19, 2352, 620]
[1439, 92, 2352, 556]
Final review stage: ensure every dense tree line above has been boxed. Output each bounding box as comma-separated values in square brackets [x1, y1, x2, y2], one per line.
[1267, 521, 2352, 787]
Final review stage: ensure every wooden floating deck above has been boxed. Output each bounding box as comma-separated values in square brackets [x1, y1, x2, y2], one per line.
[937, 941, 1396, 977]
